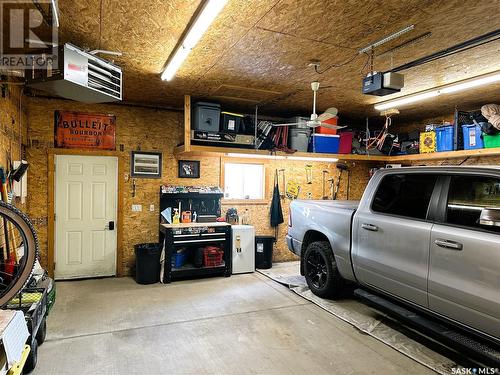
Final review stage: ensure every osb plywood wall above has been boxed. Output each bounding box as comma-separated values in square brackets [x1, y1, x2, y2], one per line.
[25, 96, 375, 275]
[0, 85, 28, 210]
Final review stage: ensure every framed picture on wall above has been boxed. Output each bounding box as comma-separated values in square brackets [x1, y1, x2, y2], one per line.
[178, 160, 200, 178]
[131, 151, 162, 178]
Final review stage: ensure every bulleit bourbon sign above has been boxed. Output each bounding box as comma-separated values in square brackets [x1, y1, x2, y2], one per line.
[54, 111, 116, 150]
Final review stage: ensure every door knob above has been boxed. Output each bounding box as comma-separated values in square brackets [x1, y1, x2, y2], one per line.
[105, 221, 115, 230]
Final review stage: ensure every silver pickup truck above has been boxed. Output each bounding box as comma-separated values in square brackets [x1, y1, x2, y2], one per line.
[286, 166, 500, 344]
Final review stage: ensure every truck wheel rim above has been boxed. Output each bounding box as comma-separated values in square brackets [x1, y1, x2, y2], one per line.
[306, 250, 327, 289]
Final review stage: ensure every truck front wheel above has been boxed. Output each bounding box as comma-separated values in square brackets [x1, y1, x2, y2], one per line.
[303, 241, 345, 299]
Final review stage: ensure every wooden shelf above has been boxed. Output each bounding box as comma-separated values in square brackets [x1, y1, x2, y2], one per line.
[175, 144, 500, 163]
[174, 145, 500, 163]
[177, 95, 500, 163]
[175, 144, 387, 161]
[389, 147, 500, 162]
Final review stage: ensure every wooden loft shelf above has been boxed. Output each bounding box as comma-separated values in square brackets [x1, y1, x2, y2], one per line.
[175, 144, 500, 163]
[391, 147, 500, 162]
[178, 95, 500, 163]
[174, 145, 388, 161]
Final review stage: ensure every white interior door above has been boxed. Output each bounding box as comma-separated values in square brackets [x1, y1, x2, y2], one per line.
[55, 155, 118, 279]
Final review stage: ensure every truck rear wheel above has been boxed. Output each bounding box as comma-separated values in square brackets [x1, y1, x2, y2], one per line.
[303, 241, 345, 299]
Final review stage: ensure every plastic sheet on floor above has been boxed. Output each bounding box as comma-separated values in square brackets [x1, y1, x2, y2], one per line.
[257, 261, 458, 375]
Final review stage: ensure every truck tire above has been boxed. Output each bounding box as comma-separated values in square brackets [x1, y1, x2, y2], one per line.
[303, 241, 345, 299]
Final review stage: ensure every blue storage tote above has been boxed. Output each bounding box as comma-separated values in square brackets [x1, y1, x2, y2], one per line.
[312, 134, 340, 153]
[435, 125, 454, 152]
[462, 124, 484, 150]
[171, 250, 187, 268]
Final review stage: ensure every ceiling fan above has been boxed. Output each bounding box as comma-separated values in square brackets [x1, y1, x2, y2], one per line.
[273, 82, 345, 130]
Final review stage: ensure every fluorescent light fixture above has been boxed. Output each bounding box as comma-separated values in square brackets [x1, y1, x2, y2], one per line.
[440, 72, 500, 94]
[226, 153, 340, 162]
[375, 91, 439, 111]
[161, 0, 228, 81]
[50, 0, 59, 27]
[374, 70, 500, 111]
[287, 156, 339, 162]
[226, 153, 286, 160]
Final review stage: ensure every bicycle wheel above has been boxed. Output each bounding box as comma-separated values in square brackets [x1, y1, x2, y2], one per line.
[0, 201, 38, 306]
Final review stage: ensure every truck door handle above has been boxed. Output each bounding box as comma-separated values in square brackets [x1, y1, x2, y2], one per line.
[361, 223, 378, 232]
[434, 239, 462, 250]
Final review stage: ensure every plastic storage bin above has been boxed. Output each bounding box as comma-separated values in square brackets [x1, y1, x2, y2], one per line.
[255, 236, 274, 269]
[312, 134, 340, 153]
[135, 243, 161, 284]
[316, 116, 338, 135]
[435, 125, 454, 152]
[192, 102, 221, 132]
[203, 246, 224, 267]
[220, 112, 243, 133]
[462, 124, 484, 150]
[171, 249, 187, 268]
[289, 127, 311, 152]
[338, 132, 353, 154]
[483, 133, 500, 148]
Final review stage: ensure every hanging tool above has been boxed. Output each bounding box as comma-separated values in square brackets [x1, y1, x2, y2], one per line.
[322, 170, 329, 200]
[305, 165, 312, 184]
[0, 167, 19, 270]
[327, 178, 334, 200]
[132, 179, 137, 197]
[333, 163, 349, 200]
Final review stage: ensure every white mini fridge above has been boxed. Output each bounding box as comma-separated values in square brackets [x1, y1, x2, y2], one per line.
[231, 225, 255, 274]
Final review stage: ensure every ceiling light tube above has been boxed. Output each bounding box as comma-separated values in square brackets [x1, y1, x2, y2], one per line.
[51, 0, 59, 27]
[440, 72, 500, 94]
[161, 0, 228, 81]
[287, 156, 339, 162]
[226, 153, 286, 160]
[374, 70, 500, 111]
[375, 91, 439, 111]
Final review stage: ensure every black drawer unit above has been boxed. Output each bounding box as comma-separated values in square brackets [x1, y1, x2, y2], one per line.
[160, 223, 232, 283]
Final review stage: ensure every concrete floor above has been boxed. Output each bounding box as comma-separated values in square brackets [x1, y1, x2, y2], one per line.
[34, 273, 433, 375]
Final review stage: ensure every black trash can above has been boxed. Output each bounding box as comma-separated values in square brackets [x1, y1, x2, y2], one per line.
[134, 243, 161, 284]
[255, 236, 274, 269]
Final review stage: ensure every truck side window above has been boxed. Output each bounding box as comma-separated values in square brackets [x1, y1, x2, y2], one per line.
[371, 174, 438, 220]
[446, 176, 500, 233]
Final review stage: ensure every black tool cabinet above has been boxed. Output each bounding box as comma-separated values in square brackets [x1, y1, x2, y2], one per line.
[159, 187, 231, 283]
[160, 223, 232, 283]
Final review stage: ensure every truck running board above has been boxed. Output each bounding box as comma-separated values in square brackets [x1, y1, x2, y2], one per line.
[354, 288, 500, 367]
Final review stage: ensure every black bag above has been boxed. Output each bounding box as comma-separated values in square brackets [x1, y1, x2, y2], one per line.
[193, 248, 204, 268]
[270, 171, 284, 228]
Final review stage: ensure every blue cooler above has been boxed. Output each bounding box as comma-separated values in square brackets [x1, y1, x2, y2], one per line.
[312, 134, 340, 153]
[462, 124, 484, 150]
[435, 125, 454, 152]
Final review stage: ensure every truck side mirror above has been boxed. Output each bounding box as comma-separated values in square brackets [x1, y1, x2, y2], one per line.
[479, 208, 500, 227]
